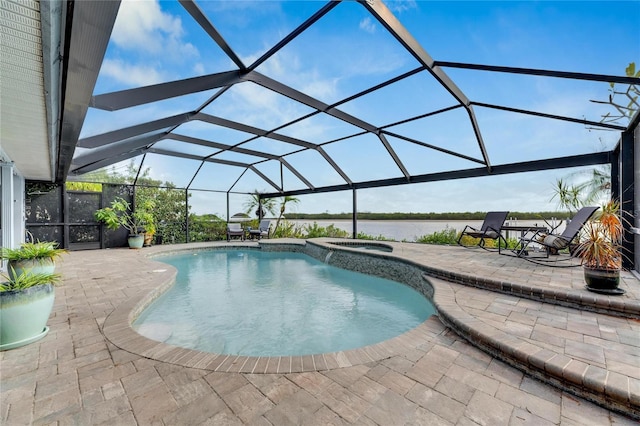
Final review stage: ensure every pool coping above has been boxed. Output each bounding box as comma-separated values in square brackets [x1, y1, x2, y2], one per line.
[102, 241, 447, 374]
[100, 240, 639, 419]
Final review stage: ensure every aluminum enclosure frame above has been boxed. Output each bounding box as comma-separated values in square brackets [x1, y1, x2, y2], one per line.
[49, 0, 638, 269]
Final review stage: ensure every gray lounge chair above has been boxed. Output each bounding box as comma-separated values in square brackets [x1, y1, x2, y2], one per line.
[249, 219, 271, 240]
[226, 223, 245, 241]
[515, 206, 598, 260]
[457, 211, 509, 250]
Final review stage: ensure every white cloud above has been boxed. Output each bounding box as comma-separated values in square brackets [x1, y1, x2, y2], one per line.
[99, 59, 165, 88]
[385, 0, 418, 14]
[111, 0, 198, 60]
[255, 50, 340, 101]
[193, 63, 205, 75]
[359, 17, 376, 34]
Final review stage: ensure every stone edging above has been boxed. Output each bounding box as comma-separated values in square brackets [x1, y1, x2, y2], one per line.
[424, 275, 639, 421]
[303, 239, 639, 420]
[100, 240, 638, 420]
[101, 242, 445, 374]
[420, 264, 640, 318]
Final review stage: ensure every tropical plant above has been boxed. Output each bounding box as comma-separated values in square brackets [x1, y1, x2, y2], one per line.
[0, 268, 61, 292]
[77, 160, 191, 244]
[273, 195, 300, 234]
[1, 241, 67, 263]
[244, 191, 277, 219]
[271, 220, 305, 238]
[576, 200, 624, 270]
[550, 178, 583, 215]
[94, 197, 156, 235]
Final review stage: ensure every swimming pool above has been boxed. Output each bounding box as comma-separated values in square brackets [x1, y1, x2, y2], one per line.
[134, 249, 435, 357]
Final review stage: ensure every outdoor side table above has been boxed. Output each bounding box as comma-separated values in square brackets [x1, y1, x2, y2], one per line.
[499, 225, 548, 256]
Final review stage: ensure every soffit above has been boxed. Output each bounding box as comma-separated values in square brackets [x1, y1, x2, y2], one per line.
[0, 0, 51, 180]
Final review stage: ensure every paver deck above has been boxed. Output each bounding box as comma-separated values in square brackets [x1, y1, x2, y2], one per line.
[1, 239, 638, 425]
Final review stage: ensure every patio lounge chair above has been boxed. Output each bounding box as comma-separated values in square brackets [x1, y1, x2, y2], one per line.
[249, 219, 271, 240]
[515, 206, 599, 260]
[226, 223, 245, 241]
[457, 211, 509, 250]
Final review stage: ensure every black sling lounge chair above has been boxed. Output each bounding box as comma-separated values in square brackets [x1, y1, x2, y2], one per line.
[515, 206, 598, 260]
[457, 211, 509, 250]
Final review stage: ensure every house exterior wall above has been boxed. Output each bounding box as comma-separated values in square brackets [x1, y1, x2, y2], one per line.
[1, 160, 26, 271]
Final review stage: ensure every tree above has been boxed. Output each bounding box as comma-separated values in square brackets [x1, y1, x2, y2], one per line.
[273, 195, 300, 236]
[243, 191, 277, 219]
[69, 160, 191, 243]
[590, 62, 639, 126]
[553, 62, 638, 207]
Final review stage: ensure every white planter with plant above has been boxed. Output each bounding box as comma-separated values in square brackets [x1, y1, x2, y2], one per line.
[0, 267, 61, 350]
[1, 240, 67, 279]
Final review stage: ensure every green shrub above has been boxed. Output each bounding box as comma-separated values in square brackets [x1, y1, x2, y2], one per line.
[188, 220, 227, 242]
[355, 232, 394, 241]
[272, 220, 305, 238]
[416, 227, 459, 245]
[303, 222, 349, 238]
[416, 227, 520, 248]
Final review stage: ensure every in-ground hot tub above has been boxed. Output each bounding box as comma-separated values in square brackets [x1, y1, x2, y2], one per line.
[328, 241, 393, 252]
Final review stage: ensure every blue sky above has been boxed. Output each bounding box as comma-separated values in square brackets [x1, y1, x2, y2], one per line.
[77, 0, 640, 217]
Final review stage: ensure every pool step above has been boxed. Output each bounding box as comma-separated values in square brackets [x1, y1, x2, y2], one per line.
[420, 265, 640, 318]
[422, 273, 640, 421]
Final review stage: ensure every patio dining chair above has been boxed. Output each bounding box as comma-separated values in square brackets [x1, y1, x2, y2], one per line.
[457, 211, 509, 250]
[515, 206, 599, 262]
[226, 223, 245, 241]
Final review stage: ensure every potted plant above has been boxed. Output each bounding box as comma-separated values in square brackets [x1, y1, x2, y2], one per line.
[95, 197, 156, 249]
[0, 269, 61, 350]
[1, 240, 67, 279]
[143, 222, 156, 247]
[576, 200, 626, 295]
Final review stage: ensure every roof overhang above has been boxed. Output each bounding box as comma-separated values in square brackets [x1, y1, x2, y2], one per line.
[0, 0, 119, 182]
[1, 0, 61, 180]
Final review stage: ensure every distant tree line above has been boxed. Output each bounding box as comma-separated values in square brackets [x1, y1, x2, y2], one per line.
[284, 211, 572, 221]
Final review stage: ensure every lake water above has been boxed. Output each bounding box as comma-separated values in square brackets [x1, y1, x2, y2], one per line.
[288, 218, 565, 242]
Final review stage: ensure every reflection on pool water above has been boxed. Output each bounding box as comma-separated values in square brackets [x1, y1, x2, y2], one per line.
[134, 250, 435, 357]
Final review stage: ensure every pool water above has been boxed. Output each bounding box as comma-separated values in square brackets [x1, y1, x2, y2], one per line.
[134, 250, 435, 357]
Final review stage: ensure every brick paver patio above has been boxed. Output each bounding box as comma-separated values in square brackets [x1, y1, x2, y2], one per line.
[1, 240, 638, 425]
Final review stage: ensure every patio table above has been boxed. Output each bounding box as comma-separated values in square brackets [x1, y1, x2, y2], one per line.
[499, 225, 548, 256]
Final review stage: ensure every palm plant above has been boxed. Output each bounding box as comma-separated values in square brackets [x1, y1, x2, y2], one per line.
[273, 195, 300, 235]
[243, 192, 277, 219]
[550, 178, 582, 215]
